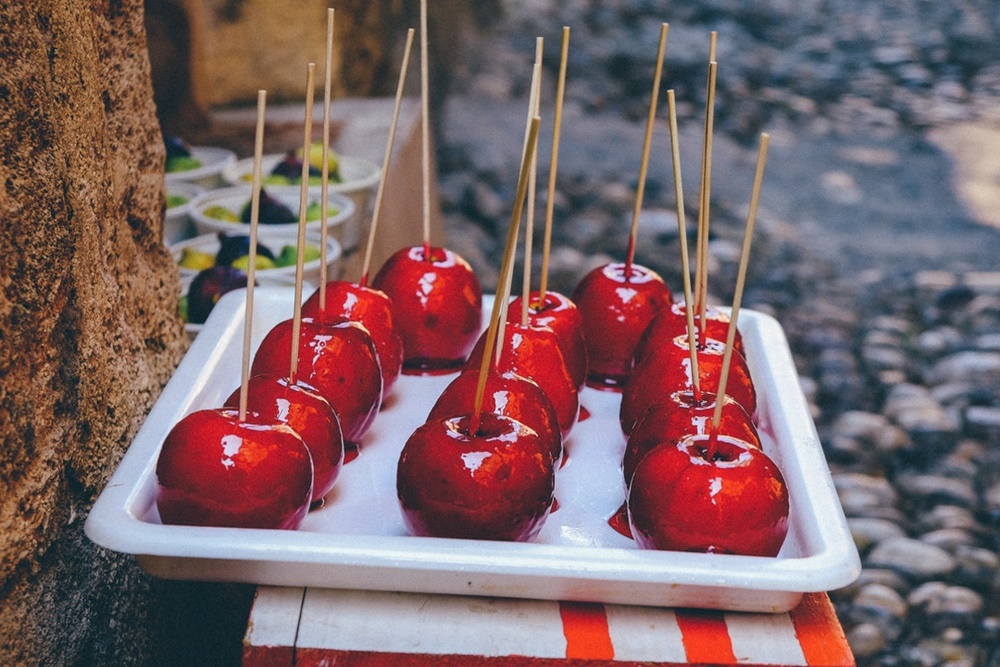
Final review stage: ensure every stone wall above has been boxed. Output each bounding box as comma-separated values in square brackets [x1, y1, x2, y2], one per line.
[0, 0, 192, 663]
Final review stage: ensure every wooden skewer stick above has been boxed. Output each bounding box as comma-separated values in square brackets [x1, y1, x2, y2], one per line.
[708, 132, 769, 457]
[469, 116, 543, 436]
[521, 37, 544, 327]
[500, 48, 542, 361]
[419, 0, 432, 258]
[696, 61, 718, 346]
[239, 89, 268, 421]
[538, 26, 569, 303]
[493, 240, 516, 370]
[504, 42, 544, 358]
[694, 32, 718, 347]
[494, 204, 520, 369]
[317, 8, 335, 313]
[358, 28, 416, 287]
[289, 63, 317, 384]
[666, 90, 700, 397]
[624, 22, 669, 276]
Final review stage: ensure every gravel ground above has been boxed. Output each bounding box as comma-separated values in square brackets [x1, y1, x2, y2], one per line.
[436, 1, 1000, 663]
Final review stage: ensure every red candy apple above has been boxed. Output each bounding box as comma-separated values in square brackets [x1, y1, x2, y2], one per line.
[465, 321, 579, 439]
[301, 281, 404, 402]
[508, 290, 587, 390]
[251, 317, 382, 447]
[627, 433, 789, 556]
[620, 334, 757, 434]
[571, 262, 673, 388]
[224, 373, 344, 503]
[632, 301, 744, 368]
[427, 368, 563, 465]
[623, 390, 760, 489]
[396, 412, 555, 541]
[372, 245, 483, 373]
[155, 408, 313, 529]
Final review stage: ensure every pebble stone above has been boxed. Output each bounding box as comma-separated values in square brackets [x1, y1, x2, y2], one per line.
[952, 546, 1000, 591]
[865, 537, 957, 581]
[916, 505, 983, 535]
[846, 622, 886, 658]
[908, 582, 985, 633]
[846, 584, 908, 642]
[439, 3, 1000, 663]
[919, 528, 978, 552]
[896, 475, 979, 509]
[846, 518, 907, 554]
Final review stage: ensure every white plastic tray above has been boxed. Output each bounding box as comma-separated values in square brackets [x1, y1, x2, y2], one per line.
[85, 287, 860, 612]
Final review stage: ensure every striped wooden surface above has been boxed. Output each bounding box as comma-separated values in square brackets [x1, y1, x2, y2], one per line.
[243, 587, 854, 666]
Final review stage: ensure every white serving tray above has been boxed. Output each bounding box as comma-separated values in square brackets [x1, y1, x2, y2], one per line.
[85, 287, 860, 612]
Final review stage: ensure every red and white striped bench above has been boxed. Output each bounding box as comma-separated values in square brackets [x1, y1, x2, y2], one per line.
[243, 587, 854, 666]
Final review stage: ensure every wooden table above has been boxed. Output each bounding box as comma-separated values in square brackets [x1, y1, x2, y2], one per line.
[242, 587, 854, 667]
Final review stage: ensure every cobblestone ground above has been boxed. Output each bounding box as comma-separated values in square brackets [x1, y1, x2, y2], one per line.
[436, 1, 1000, 663]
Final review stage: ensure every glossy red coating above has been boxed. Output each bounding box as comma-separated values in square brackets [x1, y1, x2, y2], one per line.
[620, 334, 757, 434]
[155, 408, 313, 529]
[623, 390, 760, 489]
[224, 373, 344, 503]
[302, 281, 404, 401]
[627, 434, 789, 556]
[251, 318, 382, 446]
[372, 246, 483, 372]
[465, 322, 580, 439]
[508, 290, 588, 390]
[428, 368, 563, 465]
[396, 413, 555, 541]
[633, 301, 744, 368]
[571, 262, 673, 388]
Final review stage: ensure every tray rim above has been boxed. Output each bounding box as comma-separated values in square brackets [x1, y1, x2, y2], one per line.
[85, 287, 860, 611]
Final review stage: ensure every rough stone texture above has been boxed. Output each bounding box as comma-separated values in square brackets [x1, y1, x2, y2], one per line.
[0, 0, 189, 663]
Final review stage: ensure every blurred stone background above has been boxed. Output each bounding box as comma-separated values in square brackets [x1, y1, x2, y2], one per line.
[432, 2, 1000, 664]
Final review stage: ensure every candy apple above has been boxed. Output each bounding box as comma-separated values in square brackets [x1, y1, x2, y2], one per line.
[251, 317, 382, 447]
[632, 301, 744, 368]
[372, 245, 483, 373]
[155, 408, 313, 529]
[427, 368, 563, 465]
[508, 290, 587, 390]
[620, 334, 757, 434]
[623, 390, 759, 489]
[571, 262, 673, 388]
[465, 322, 579, 439]
[396, 413, 555, 541]
[627, 433, 789, 556]
[224, 373, 344, 503]
[302, 280, 404, 402]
